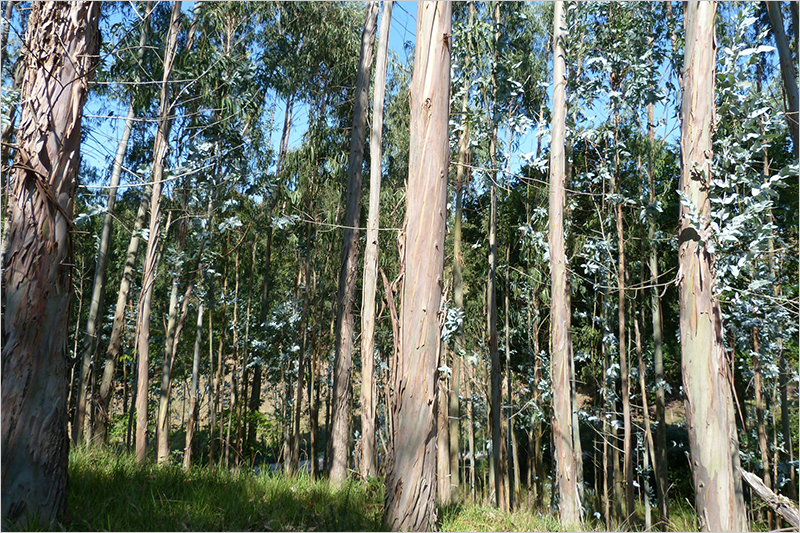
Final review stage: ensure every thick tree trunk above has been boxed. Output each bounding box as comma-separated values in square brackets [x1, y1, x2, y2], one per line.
[133, 0, 182, 464]
[360, 0, 392, 480]
[1, 3, 99, 527]
[383, 2, 451, 529]
[679, 4, 748, 530]
[329, 0, 379, 487]
[549, 1, 581, 526]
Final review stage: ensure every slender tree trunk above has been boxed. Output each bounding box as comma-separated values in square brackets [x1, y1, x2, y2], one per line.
[765, 1, 799, 149]
[504, 243, 515, 509]
[635, 315, 657, 531]
[383, 2, 451, 529]
[647, 83, 669, 525]
[75, 0, 152, 449]
[290, 223, 312, 474]
[360, 0, 392, 480]
[330, 0, 379, 487]
[679, 4, 747, 530]
[95, 182, 151, 443]
[549, 2, 580, 525]
[1, 3, 99, 526]
[183, 278, 204, 470]
[157, 241, 202, 464]
[134, 0, 182, 464]
[612, 108, 634, 523]
[487, 1, 507, 511]
[73, 102, 135, 447]
[753, 328, 773, 527]
[450, 2, 474, 504]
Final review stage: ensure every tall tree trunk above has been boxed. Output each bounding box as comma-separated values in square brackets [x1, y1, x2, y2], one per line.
[679, 4, 747, 530]
[247, 94, 291, 461]
[612, 107, 634, 523]
[133, 0, 182, 464]
[487, 0, 506, 511]
[383, 2, 451, 529]
[183, 277, 204, 470]
[74, 0, 152, 449]
[95, 182, 151, 443]
[360, 0, 393, 480]
[549, 1, 580, 526]
[504, 243, 515, 509]
[73, 103, 134, 447]
[450, 2, 474, 504]
[157, 237, 203, 464]
[647, 79, 669, 525]
[765, 1, 799, 149]
[1, 3, 99, 527]
[290, 224, 312, 474]
[330, 0, 379, 487]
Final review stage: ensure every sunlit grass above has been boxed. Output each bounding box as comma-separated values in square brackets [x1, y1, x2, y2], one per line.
[65, 446, 384, 531]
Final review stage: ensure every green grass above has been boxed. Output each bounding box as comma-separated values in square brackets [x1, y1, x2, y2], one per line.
[64, 448, 767, 532]
[65, 447, 384, 531]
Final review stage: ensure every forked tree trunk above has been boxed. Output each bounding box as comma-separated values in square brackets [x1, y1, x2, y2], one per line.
[383, 2, 451, 530]
[1, 2, 99, 527]
[360, 0, 393, 480]
[134, 0, 182, 464]
[549, 1, 581, 526]
[329, 0, 379, 487]
[678, 3, 748, 530]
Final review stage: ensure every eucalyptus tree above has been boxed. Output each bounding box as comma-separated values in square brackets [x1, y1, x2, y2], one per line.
[133, 0, 182, 464]
[1, 2, 99, 526]
[360, 0, 393, 480]
[329, 0, 379, 487]
[74, 0, 154, 448]
[678, 2, 747, 530]
[383, 2, 451, 529]
[548, 0, 581, 526]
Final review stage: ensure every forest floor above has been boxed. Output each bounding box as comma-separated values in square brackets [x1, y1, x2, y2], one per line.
[55, 447, 729, 532]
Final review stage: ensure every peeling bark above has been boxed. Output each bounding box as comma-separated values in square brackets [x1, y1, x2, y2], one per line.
[383, 2, 451, 530]
[678, 4, 747, 530]
[1, 2, 99, 527]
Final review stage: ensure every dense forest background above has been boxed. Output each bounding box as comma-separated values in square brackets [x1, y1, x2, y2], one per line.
[1, 1, 797, 531]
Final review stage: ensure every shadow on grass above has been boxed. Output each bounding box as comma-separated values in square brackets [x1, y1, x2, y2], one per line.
[65, 448, 385, 532]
